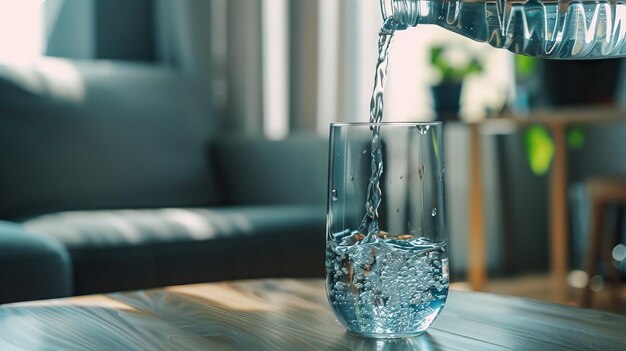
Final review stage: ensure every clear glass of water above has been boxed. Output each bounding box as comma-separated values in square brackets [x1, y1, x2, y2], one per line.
[326, 122, 448, 338]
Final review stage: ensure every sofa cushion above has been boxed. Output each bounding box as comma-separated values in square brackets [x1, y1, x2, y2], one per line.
[0, 58, 219, 219]
[0, 220, 72, 304]
[23, 206, 326, 295]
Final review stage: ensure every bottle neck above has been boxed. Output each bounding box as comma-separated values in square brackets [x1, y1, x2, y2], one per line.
[380, 0, 422, 29]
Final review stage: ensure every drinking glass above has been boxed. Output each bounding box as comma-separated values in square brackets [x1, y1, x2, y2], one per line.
[326, 122, 448, 338]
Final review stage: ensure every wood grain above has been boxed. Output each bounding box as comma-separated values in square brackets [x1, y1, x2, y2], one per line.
[549, 122, 569, 302]
[0, 279, 625, 350]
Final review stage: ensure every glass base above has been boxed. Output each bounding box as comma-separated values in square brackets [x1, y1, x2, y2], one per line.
[347, 330, 426, 339]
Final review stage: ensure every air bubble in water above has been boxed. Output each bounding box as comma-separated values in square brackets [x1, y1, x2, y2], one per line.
[417, 125, 430, 135]
[431, 208, 437, 217]
[332, 189, 338, 201]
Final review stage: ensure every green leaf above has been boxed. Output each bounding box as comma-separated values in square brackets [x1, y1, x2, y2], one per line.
[515, 55, 536, 77]
[430, 47, 443, 65]
[467, 60, 483, 75]
[524, 125, 554, 176]
[567, 126, 586, 150]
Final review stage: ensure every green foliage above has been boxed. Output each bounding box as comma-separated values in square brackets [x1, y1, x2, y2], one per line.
[524, 125, 554, 176]
[524, 125, 586, 176]
[567, 126, 586, 150]
[430, 45, 483, 83]
[515, 55, 537, 78]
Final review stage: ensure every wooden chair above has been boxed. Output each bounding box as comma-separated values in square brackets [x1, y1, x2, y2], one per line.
[581, 179, 626, 308]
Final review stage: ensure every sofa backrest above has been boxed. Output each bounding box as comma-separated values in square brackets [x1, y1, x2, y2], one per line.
[0, 58, 220, 219]
[214, 134, 328, 207]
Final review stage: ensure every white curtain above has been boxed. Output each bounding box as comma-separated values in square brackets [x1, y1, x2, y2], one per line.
[152, 1, 514, 135]
[155, 0, 263, 134]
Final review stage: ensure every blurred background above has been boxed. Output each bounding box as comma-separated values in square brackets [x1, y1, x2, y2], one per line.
[0, 0, 625, 314]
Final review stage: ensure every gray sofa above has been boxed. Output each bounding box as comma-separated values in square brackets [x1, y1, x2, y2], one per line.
[0, 58, 328, 303]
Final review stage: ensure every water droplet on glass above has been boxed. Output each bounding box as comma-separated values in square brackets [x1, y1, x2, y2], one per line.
[418, 165, 425, 180]
[396, 208, 400, 214]
[432, 208, 437, 217]
[417, 125, 430, 135]
[362, 149, 367, 154]
[400, 175, 403, 180]
[331, 189, 338, 201]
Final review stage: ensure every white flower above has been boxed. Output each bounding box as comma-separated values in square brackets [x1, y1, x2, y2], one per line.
[442, 45, 471, 71]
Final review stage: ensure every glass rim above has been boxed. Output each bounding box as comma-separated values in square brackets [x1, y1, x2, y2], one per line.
[330, 121, 442, 127]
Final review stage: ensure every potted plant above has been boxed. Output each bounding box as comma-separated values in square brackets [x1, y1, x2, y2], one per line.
[430, 44, 483, 121]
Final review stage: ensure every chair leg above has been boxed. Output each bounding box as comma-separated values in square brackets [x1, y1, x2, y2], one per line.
[605, 206, 624, 309]
[582, 200, 604, 308]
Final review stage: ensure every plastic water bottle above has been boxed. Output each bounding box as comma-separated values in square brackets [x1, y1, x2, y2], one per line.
[380, 0, 626, 59]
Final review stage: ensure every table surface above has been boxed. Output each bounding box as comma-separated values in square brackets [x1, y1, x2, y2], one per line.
[0, 279, 624, 351]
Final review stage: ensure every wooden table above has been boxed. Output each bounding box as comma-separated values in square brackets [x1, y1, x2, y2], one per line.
[467, 107, 626, 301]
[1, 279, 624, 350]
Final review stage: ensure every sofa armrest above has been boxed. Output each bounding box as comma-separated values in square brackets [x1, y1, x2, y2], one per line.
[213, 134, 328, 207]
[0, 220, 72, 304]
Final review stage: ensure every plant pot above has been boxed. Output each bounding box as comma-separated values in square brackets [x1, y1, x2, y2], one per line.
[432, 82, 463, 121]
